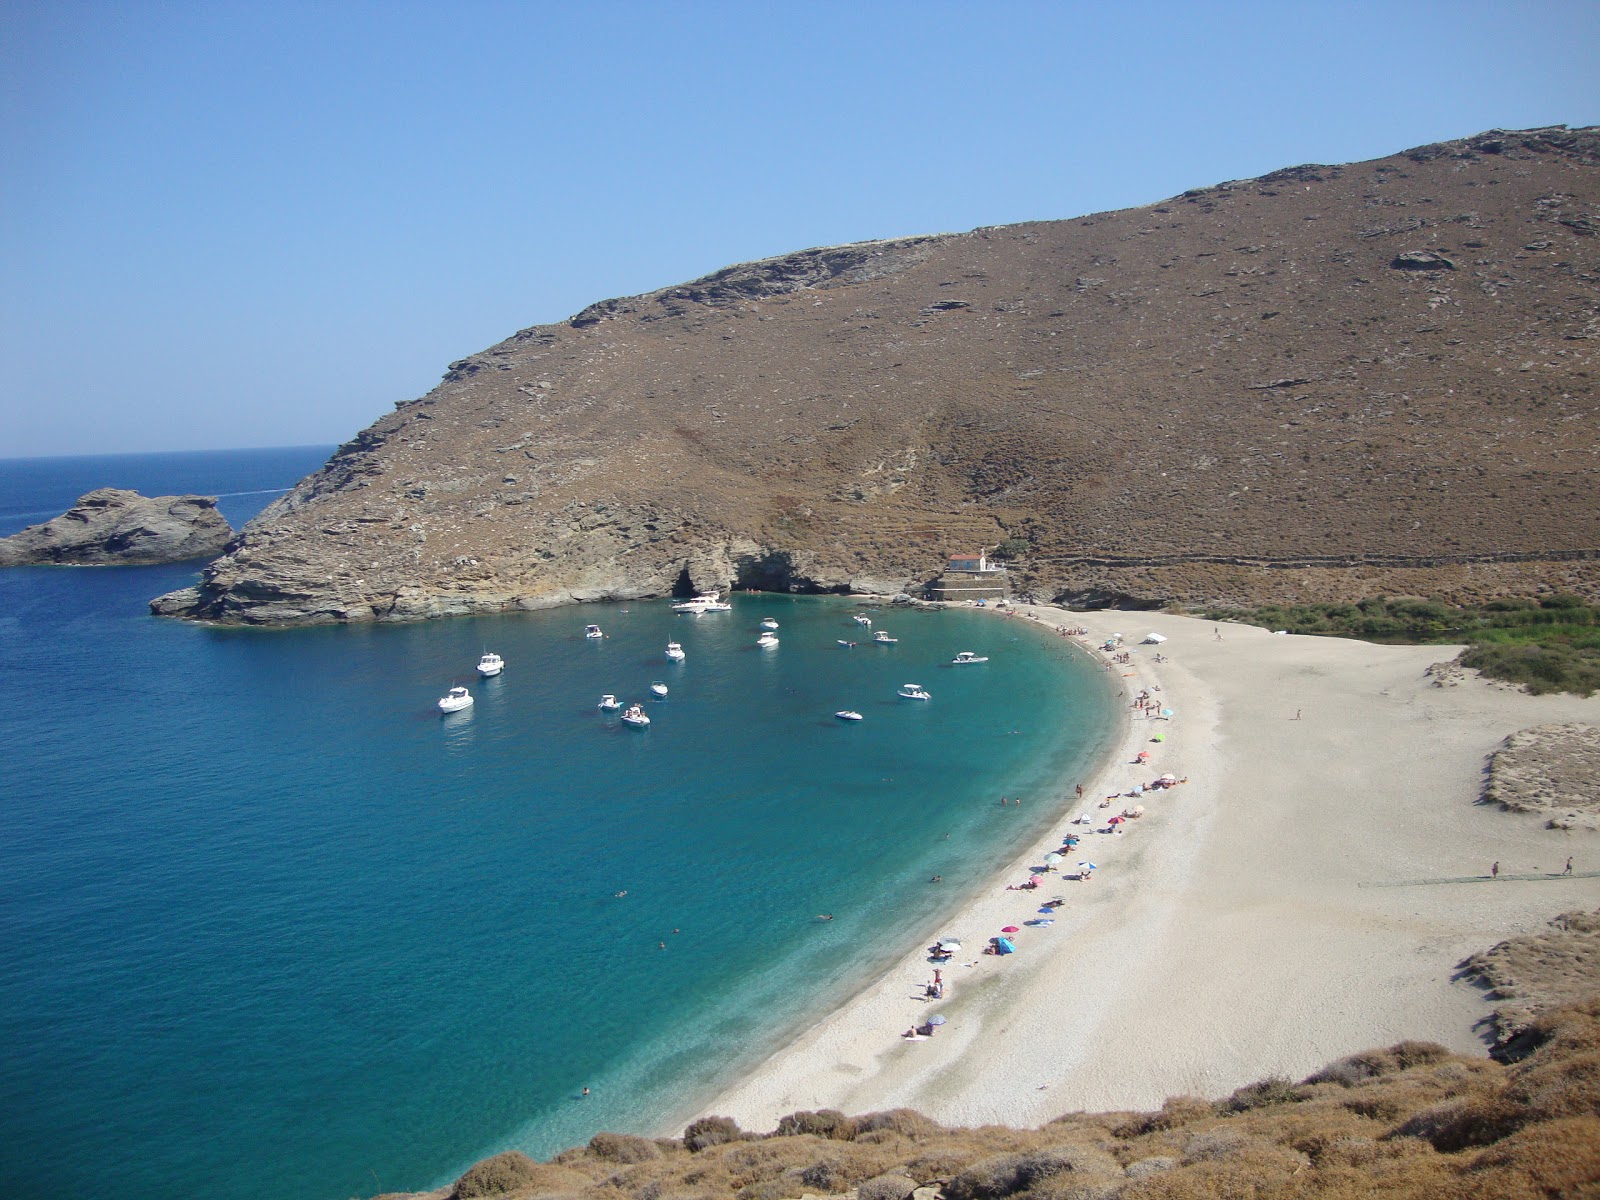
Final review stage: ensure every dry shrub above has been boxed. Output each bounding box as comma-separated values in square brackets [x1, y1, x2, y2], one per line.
[1123, 1156, 1176, 1179]
[857, 1172, 920, 1200]
[453, 1151, 542, 1198]
[682, 1116, 743, 1152]
[772, 1108, 858, 1140]
[1304, 1041, 1451, 1088]
[944, 1144, 1119, 1199]
[1457, 1114, 1600, 1199]
[1112, 1096, 1215, 1138]
[1388, 1100, 1523, 1158]
[854, 1107, 943, 1139]
[1221, 1076, 1304, 1113]
[586, 1133, 663, 1164]
[1503, 1047, 1600, 1121]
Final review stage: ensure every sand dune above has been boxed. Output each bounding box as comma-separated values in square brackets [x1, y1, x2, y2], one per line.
[691, 607, 1600, 1132]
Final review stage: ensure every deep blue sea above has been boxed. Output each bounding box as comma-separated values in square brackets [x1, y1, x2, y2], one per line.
[0, 448, 1118, 1200]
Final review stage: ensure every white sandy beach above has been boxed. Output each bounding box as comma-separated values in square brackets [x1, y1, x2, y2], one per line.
[691, 607, 1600, 1133]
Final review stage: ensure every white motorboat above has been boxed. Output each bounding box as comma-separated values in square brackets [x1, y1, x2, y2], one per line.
[597, 694, 621, 711]
[584, 624, 604, 639]
[438, 686, 474, 713]
[671, 592, 731, 614]
[837, 639, 857, 647]
[665, 642, 686, 661]
[476, 652, 504, 677]
[873, 630, 897, 644]
[756, 631, 779, 647]
[620, 704, 650, 727]
[853, 613, 873, 627]
[951, 651, 989, 665]
[835, 710, 863, 721]
[898, 683, 931, 700]
[759, 618, 779, 630]
[649, 681, 669, 696]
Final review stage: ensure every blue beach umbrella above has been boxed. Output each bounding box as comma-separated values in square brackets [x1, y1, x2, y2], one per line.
[994, 937, 1015, 954]
[927, 1014, 947, 1026]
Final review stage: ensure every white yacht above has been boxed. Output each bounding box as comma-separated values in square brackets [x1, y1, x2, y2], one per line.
[756, 631, 779, 647]
[476, 652, 504, 677]
[834, 710, 863, 721]
[873, 630, 897, 644]
[597, 694, 621, 711]
[951, 651, 989, 665]
[620, 704, 650, 728]
[898, 683, 931, 700]
[759, 618, 779, 630]
[584, 624, 604, 639]
[438, 686, 474, 713]
[853, 613, 873, 627]
[665, 642, 686, 661]
[649, 681, 669, 696]
[671, 592, 732, 614]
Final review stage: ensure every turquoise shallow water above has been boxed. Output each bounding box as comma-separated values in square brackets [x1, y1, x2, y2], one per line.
[0, 450, 1118, 1200]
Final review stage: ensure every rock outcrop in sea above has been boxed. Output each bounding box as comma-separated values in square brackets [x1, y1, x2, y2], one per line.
[1, 488, 233, 566]
[153, 126, 1600, 625]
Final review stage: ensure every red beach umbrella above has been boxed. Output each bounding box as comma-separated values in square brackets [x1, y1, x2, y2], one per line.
[1001, 926, 1020, 933]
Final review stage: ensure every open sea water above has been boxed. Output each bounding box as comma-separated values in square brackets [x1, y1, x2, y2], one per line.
[0, 448, 1118, 1200]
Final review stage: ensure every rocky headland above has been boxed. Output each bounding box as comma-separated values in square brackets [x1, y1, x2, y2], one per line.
[153, 126, 1600, 625]
[1, 488, 232, 566]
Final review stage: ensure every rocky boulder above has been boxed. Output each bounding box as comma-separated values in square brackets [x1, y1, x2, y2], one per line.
[0, 488, 233, 566]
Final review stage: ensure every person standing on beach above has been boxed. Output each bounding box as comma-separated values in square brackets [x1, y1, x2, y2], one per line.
[1564, 856, 1574, 876]
[1491, 861, 1500, 879]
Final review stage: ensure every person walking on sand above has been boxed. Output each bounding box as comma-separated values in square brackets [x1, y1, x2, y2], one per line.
[1491, 861, 1500, 879]
[1564, 856, 1574, 876]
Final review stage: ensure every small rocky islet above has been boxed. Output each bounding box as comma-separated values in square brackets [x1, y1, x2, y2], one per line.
[0, 487, 232, 566]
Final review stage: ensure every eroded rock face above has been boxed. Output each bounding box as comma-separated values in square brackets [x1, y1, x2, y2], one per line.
[153, 125, 1600, 625]
[0, 489, 232, 566]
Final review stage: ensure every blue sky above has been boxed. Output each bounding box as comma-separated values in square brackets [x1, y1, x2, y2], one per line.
[3, 1, 1597, 457]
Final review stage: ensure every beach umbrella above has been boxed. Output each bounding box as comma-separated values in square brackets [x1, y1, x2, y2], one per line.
[994, 937, 1015, 954]
[937, 938, 961, 951]
[1001, 925, 1020, 933]
[927, 1014, 947, 1026]
[1078, 862, 1097, 870]
[1043, 852, 1063, 865]
[1160, 773, 1176, 782]
[1130, 805, 1145, 816]
[1026, 918, 1055, 927]
[1108, 815, 1125, 825]
[1162, 708, 1174, 717]
[1028, 875, 1042, 885]
[1152, 734, 1165, 742]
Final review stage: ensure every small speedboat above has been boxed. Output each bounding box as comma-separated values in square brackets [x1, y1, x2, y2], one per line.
[620, 704, 650, 728]
[665, 642, 686, 661]
[476, 652, 504, 677]
[597, 694, 621, 711]
[649, 681, 669, 697]
[837, 639, 857, 648]
[835, 710, 863, 721]
[951, 651, 989, 665]
[585, 624, 603, 639]
[898, 684, 931, 700]
[757, 631, 779, 647]
[873, 630, 897, 644]
[853, 613, 873, 627]
[671, 593, 731, 614]
[759, 618, 779, 630]
[438, 686, 474, 713]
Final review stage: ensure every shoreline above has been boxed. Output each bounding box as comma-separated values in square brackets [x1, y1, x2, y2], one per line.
[685, 605, 1600, 1133]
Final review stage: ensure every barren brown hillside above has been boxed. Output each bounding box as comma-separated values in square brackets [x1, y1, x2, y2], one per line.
[155, 126, 1600, 625]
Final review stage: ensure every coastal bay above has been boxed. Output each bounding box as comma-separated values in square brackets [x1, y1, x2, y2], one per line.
[693, 606, 1600, 1134]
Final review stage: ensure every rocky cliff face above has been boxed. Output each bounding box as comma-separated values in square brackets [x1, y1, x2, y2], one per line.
[155, 126, 1600, 624]
[2, 489, 232, 566]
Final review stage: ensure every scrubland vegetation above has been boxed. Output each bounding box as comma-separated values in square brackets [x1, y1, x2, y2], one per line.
[407, 993, 1600, 1200]
[1201, 594, 1600, 696]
